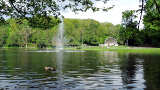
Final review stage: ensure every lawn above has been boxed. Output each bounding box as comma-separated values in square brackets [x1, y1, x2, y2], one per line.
[65, 46, 160, 54]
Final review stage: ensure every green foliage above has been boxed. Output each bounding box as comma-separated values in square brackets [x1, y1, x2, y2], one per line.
[0, 0, 112, 18]
[142, 0, 160, 47]
[143, 0, 160, 31]
[28, 15, 60, 29]
[0, 17, 6, 26]
[0, 17, 120, 48]
[117, 0, 160, 47]
[119, 10, 141, 46]
[6, 31, 21, 47]
[0, 25, 8, 47]
[64, 19, 120, 46]
[31, 29, 57, 48]
[1, 17, 58, 48]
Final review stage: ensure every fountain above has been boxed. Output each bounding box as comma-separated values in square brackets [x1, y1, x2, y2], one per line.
[56, 16, 64, 50]
[56, 16, 64, 89]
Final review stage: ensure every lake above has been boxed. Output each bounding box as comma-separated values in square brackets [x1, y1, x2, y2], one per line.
[0, 48, 160, 90]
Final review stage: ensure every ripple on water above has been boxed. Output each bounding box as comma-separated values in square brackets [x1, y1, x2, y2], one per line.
[0, 49, 151, 90]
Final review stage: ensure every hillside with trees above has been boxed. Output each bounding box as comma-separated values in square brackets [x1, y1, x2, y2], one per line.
[0, 18, 120, 48]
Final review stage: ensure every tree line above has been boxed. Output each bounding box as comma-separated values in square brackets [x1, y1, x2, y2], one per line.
[0, 17, 120, 48]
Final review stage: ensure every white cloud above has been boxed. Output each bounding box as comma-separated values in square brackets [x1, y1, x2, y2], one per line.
[62, 0, 140, 25]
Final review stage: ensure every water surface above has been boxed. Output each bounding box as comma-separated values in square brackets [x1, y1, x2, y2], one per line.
[0, 48, 160, 90]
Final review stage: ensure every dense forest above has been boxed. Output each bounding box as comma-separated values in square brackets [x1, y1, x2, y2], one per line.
[0, 0, 160, 48]
[0, 17, 120, 48]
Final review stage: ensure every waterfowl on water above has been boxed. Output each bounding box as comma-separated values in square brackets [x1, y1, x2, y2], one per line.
[44, 66, 56, 71]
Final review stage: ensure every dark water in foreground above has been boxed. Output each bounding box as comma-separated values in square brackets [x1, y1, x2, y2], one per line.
[0, 48, 160, 90]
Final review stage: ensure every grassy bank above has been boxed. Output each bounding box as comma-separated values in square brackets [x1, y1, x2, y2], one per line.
[1, 46, 160, 54]
[65, 46, 160, 54]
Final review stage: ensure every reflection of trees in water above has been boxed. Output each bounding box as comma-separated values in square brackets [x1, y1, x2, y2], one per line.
[0, 49, 23, 73]
[0, 49, 57, 76]
[98, 51, 119, 65]
[0, 49, 59, 89]
[63, 51, 101, 74]
[143, 54, 160, 90]
[120, 53, 160, 90]
[63, 51, 120, 75]
[0, 49, 7, 72]
[120, 53, 137, 87]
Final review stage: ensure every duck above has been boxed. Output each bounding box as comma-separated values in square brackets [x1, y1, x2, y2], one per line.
[44, 66, 56, 71]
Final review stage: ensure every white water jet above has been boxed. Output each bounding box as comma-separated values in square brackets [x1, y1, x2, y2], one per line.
[56, 16, 64, 50]
[55, 15, 64, 89]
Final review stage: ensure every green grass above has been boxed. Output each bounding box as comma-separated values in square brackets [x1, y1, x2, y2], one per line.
[65, 46, 160, 54]
[1, 46, 160, 54]
[108, 48, 160, 54]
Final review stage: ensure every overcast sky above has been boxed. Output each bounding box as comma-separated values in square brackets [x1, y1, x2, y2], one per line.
[62, 0, 140, 25]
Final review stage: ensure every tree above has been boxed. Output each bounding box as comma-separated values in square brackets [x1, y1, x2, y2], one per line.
[119, 10, 139, 45]
[20, 19, 31, 48]
[143, 0, 160, 31]
[1, 0, 114, 30]
[0, 0, 113, 18]
[138, 0, 160, 29]
[142, 0, 160, 46]
[0, 25, 8, 47]
[28, 15, 60, 29]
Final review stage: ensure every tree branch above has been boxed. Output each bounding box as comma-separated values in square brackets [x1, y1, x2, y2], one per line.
[8, 0, 25, 17]
[138, 0, 144, 30]
[153, 0, 160, 14]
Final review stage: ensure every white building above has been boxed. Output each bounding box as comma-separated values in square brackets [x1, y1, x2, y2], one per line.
[99, 37, 118, 47]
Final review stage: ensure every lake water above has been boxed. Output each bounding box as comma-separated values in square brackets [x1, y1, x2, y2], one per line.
[0, 48, 160, 90]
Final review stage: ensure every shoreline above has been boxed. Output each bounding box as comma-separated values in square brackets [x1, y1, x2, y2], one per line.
[1, 46, 160, 54]
[65, 46, 160, 54]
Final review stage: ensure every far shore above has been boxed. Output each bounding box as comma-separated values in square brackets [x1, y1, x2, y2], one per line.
[1, 46, 160, 54]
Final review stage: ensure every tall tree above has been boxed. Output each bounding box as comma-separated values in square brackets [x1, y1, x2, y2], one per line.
[119, 10, 139, 45]
[143, 0, 160, 46]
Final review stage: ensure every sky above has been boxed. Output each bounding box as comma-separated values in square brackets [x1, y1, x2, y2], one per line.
[62, 0, 140, 25]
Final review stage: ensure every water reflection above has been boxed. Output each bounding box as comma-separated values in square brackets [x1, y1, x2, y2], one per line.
[143, 54, 160, 90]
[0, 49, 160, 90]
[119, 53, 146, 90]
[56, 50, 64, 90]
[98, 51, 119, 64]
